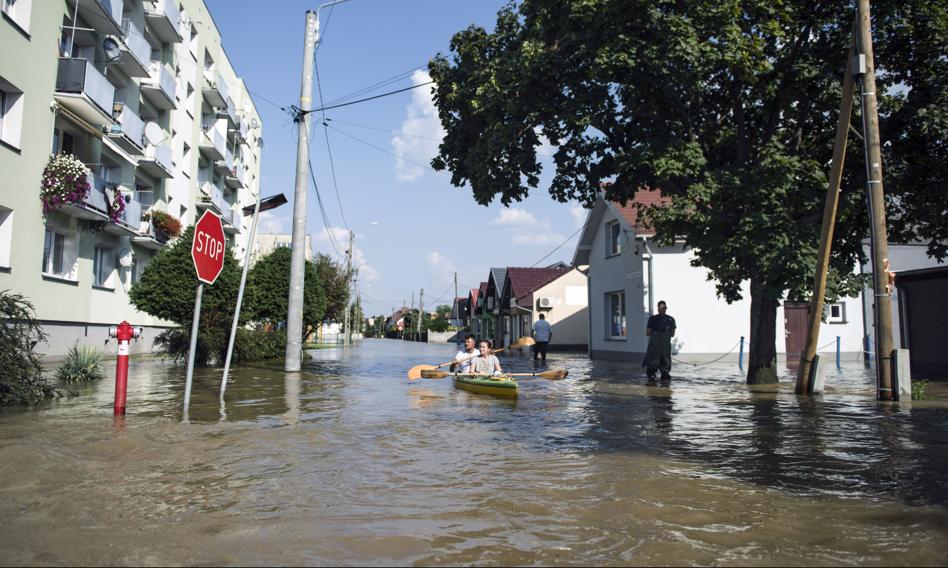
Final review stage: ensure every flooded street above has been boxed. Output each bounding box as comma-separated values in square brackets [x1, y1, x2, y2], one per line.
[2, 339, 947, 566]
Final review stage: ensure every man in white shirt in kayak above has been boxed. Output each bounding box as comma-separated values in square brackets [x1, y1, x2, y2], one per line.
[532, 313, 553, 363]
[449, 334, 480, 373]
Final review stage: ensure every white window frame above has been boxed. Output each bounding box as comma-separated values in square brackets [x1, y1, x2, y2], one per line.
[606, 220, 621, 257]
[42, 227, 78, 280]
[1, 0, 32, 34]
[93, 246, 114, 288]
[0, 77, 24, 149]
[0, 207, 12, 268]
[826, 302, 847, 324]
[607, 290, 627, 339]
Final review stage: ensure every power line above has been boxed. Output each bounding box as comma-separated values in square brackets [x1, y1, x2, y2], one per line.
[314, 61, 350, 230]
[324, 123, 433, 170]
[323, 65, 428, 107]
[299, 81, 434, 115]
[530, 221, 588, 268]
[298, 121, 344, 257]
[324, 118, 442, 141]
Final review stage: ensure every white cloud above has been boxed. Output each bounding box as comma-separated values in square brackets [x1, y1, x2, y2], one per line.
[512, 233, 567, 247]
[491, 207, 544, 228]
[392, 70, 445, 182]
[569, 205, 587, 228]
[426, 251, 457, 285]
[256, 211, 285, 234]
[313, 226, 380, 282]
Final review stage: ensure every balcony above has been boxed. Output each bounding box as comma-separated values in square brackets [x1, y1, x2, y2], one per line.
[73, 0, 124, 37]
[107, 192, 142, 237]
[218, 96, 239, 129]
[202, 70, 228, 108]
[139, 143, 173, 178]
[141, 61, 176, 110]
[225, 162, 246, 189]
[57, 174, 139, 236]
[108, 103, 145, 153]
[117, 19, 150, 78]
[143, 0, 183, 43]
[237, 118, 249, 142]
[199, 122, 226, 161]
[198, 181, 234, 226]
[55, 58, 116, 127]
[132, 215, 171, 250]
[214, 145, 233, 175]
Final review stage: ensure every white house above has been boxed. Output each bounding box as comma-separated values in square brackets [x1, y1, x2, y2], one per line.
[572, 194, 867, 363]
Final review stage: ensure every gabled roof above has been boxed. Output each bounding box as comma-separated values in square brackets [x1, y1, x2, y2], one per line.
[504, 266, 572, 301]
[571, 189, 670, 265]
[487, 268, 507, 296]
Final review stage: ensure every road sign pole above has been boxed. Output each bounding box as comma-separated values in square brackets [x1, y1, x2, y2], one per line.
[184, 282, 204, 414]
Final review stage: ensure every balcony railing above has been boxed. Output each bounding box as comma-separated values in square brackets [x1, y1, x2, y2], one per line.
[118, 195, 142, 229]
[143, 0, 182, 43]
[143, 143, 172, 172]
[113, 104, 144, 150]
[235, 163, 247, 186]
[142, 61, 176, 109]
[202, 70, 229, 108]
[85, 173, 110, 212]
[200, 181, 233, 225]
[55, 58, 116, 121]
[201, 121, 226, 158]
[121, 18, 150, 73]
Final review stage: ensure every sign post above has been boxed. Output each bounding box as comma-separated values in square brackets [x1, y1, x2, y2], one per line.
[184, 210, 226, 415]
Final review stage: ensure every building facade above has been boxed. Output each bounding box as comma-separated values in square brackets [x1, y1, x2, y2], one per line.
[0, 0, 262, 356]
[253, 233, 312, 264]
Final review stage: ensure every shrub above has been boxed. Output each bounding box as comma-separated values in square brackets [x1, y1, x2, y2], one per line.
[0, 291, 58, 405]
[912, 380, 929, 401]
[55, 345, 105, 383]
[155, 327, 284, 364]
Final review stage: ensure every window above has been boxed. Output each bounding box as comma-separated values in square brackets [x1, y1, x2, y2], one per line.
[0, 77, 24, 149]
[1, 0, 31, 34]
[93, 247, 113, 287]
[606, 220, 622, 256]
[0, 207, 12, 268]
[42, 228, 65, 276]
[607, 291, 626, 338]
[826, 302, 847, 324]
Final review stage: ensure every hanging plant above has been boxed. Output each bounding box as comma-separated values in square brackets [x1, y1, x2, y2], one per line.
[148, 210, 183, 240]
[40, 154, 91, 215]
[107, 190, 126, 224]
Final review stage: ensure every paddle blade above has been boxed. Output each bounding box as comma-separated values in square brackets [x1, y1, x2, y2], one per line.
[408, 364, 436, 380]
[421, 369, 450, 379]
[508, 336, 537, 349]
[537, 369, 568, 380]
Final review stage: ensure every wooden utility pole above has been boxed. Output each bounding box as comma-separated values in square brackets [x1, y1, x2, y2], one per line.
[409, 292, 414, 341]
[417, 288, 424, 340]
[796, 38, 857, 394]
[454, 272, 460, 347]
[856, 0, 895, 401]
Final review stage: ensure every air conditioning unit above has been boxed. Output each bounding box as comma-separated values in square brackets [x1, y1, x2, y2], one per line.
[537, 297, 555, 309]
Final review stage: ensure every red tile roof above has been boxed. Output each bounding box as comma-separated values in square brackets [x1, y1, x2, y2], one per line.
[505, 266, 572, 301]
[610, 188, 670, 236]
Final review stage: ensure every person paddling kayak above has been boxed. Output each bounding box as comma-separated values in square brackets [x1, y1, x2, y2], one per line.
[450, 334, 480, 373]
[470, 339, 504, 376]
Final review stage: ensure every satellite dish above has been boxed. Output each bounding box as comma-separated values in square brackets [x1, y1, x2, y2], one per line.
[103, 37, 122, 62]
[144, 122, 164, 146]
[116, 248, 133, 268]
[250, 118, 260, 130]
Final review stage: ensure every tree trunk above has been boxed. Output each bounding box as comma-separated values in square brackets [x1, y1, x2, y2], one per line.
[747, 278, 780, 384]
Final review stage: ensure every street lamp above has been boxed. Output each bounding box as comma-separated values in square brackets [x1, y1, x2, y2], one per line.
[221, 193, 288, 399]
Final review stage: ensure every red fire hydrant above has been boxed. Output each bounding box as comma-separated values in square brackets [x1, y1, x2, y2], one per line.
[109, 322, 141, 415]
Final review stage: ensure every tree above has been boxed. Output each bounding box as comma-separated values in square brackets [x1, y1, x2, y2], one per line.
[0, 292, 57, 405]
[245, 247, 325, 340]
[436, 304, 453, 320]
[129, 225, 241, 364]
[313, 253, 350, 323]
[429, 0, 947, 384]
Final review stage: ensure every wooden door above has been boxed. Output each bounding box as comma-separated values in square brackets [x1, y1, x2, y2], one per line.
[784, 302, 809, 365]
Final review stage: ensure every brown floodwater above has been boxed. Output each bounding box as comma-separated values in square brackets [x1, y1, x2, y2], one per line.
[1, 338, 947, 566]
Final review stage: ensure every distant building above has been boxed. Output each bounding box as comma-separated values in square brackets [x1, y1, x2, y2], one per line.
[253, 233, 313, 263]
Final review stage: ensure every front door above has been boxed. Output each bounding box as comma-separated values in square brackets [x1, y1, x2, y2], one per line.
[784, 302, 809, 367]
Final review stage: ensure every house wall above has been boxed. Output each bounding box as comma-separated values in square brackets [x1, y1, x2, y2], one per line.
[529, 269, 588, 348]
[587, 208, 648, 360]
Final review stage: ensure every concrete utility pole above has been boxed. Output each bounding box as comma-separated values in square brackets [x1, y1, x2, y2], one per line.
[343, 230, 353, 347]
[856, 0, 895, 401]
[454, 272, 460, 347]
[796, 37, 857, 395]
[284, 10, 318, 372]
[409, 292, 414, 341]
[417, 288, 424, 340]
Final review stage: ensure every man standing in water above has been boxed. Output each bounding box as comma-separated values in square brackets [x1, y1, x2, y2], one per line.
[643, 300, 676, 381]
[532, 313, 552, 363]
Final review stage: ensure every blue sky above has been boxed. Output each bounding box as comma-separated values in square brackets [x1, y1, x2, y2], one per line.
[206, 0, 587, 316]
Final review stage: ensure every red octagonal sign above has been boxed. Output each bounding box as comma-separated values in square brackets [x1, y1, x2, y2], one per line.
[192, 210, 226, 285]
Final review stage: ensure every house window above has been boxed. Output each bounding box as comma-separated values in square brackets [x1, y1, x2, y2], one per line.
[0, 77, 24, 149]
[93, 246, 113, 287]
[1, 0, 32, 34]
[607, 290, 626, 338]
[606, 220, 622, 256]
[826, 302, 846, 324]
[0, 207, 12, 268]
[42, 228, 66, 276]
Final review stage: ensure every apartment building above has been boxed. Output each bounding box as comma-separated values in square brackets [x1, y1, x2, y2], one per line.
[0, 0, 263, 356]
[253, 233, 313, 264]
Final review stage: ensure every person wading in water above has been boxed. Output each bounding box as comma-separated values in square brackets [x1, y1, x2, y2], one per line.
[643, 300, 676, 381]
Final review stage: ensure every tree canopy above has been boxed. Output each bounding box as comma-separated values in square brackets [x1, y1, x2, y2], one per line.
[245, 247, 326, 340]
[430, 0, 947, 383]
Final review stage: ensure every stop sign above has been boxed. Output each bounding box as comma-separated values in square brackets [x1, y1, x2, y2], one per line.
[191, 210, 225, 284]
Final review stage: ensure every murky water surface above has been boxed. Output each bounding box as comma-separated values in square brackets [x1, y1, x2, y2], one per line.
[2, 339, 947, 566]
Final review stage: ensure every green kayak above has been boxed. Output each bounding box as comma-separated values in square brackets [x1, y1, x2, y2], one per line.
[453, 373, 518, 398]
